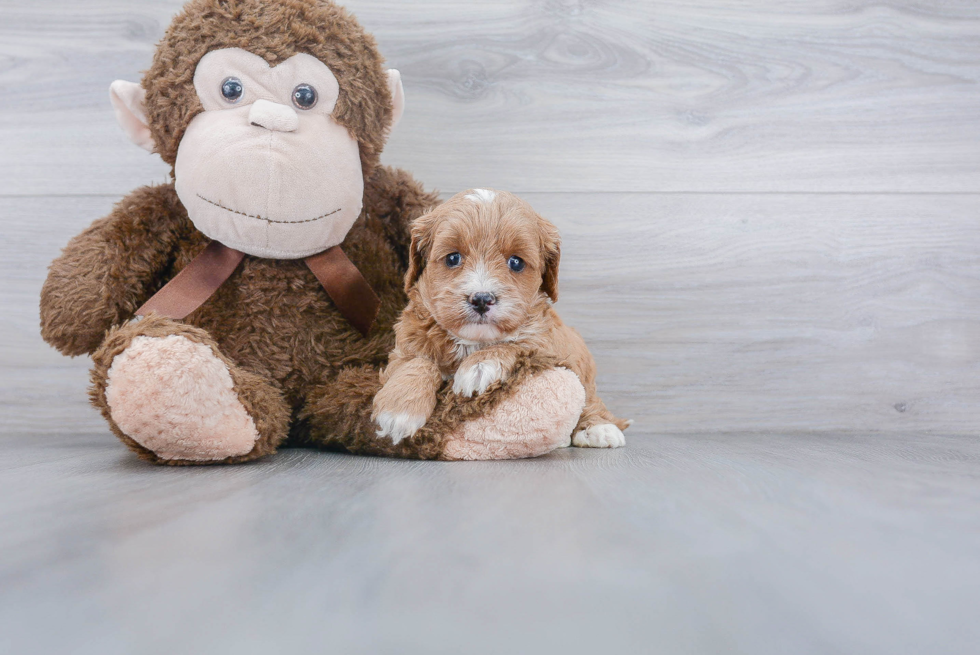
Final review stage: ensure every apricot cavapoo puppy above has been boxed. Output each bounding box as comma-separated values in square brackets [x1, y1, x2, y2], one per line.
[372, 188, 630, 448]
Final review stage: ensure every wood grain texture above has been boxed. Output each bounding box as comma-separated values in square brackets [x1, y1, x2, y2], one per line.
[1, 1, 979, 195]
[5, 193, 980, 436]
[2, 1, 980, 652]
[1, 432, 978, 654]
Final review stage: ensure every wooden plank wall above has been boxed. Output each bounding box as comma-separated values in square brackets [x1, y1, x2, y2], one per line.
[1, 0, 979, 436]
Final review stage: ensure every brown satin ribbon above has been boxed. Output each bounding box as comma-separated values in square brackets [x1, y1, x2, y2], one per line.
[135, 241, 380, 337]
[304, 246, 381, 337]
[135, 241, 245, 320]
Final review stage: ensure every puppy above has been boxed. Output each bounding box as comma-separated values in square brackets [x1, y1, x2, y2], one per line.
[372, 188, 630, 448]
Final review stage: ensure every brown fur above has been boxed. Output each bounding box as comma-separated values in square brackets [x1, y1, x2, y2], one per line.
[375, 190, 629, 438]
[39, 0, 575, 464]
[299, 352, 564, 460]
[144, 0, 393, 175]
[90, 314, 291, 465]
[42, 165, 439, 463]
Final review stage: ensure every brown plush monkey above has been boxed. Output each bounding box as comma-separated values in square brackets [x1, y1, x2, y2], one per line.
[39, 0, 586, 464]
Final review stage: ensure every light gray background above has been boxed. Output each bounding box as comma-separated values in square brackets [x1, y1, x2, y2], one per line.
[1, 1, 979, 653]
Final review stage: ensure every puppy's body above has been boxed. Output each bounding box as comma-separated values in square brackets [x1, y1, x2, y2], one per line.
[373, 189, 628, 448]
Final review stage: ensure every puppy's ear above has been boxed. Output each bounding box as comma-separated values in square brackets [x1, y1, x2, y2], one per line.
[405, 211, 438, 293]
[539, 216, 561, 302]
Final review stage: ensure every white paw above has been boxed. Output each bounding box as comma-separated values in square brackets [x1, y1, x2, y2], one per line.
[572, 423, 626, 449]
[375, 411, 427, 444]
[452, 360, 504, 397]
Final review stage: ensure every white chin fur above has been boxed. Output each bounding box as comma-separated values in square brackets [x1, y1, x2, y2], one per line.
[453, 360, 504, 397]
[454, 323, 502, 342]
[375, 411, 427, 444]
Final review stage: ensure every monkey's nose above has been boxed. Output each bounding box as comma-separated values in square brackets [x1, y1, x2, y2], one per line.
[249, 99, 299, 133]
[469, 292, 496, 315]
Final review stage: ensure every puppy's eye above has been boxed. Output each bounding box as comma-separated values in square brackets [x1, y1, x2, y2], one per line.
[445, 252, 462, 268]
[292, 84, 318, 110]
[221, 77, 244, 103]
[508, 255, 526, 272]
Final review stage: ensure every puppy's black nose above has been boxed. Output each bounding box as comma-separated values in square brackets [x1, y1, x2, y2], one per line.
[469, 292, 496, 315]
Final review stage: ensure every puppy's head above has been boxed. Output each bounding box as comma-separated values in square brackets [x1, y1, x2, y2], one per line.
[406, 188, 560, 343]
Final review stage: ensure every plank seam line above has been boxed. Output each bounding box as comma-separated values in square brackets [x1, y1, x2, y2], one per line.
[3, 192, 980, 199]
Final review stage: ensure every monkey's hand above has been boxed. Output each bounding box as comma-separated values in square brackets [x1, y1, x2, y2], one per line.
[40, 184, 191, 357]
[372, 357, 441, 444]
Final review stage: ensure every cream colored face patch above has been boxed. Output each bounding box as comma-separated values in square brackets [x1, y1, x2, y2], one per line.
[173, 48, 364, 259]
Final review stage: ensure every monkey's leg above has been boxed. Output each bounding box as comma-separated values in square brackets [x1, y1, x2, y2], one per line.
[90, 315, 290, 465]
[439, 367, 586, 461]
[299, 365, 437, 458]
[301, 364, 586, 461]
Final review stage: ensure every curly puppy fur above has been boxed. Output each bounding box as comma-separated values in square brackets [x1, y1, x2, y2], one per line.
[39, 0, 575, 464]
[299, 353, 568, 460]
[373, 189, 629, 446]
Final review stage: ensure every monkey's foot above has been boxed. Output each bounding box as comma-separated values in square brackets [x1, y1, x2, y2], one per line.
[104, 334, 260, 462]
[440, 368, 586, 460]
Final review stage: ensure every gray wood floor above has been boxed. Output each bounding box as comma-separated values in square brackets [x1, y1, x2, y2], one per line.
[2, 1, 979, 653]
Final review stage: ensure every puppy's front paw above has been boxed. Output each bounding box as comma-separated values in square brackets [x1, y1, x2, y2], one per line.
[375, 411, 427, 444]
[572, 423, 626, 449]
[452, 360, 504, 397]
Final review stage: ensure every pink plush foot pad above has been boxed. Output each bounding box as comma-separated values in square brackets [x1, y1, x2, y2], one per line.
[105, 335, 259, 462]
[440, 367, 586, 461]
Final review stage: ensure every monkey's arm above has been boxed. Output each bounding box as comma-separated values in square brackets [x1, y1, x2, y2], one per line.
[40, 184, 193, 357]
[363, 165, 440, 267]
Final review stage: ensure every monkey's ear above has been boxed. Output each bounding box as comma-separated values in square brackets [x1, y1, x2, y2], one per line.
[539, 217, 561, 303]
[109, 80, 154, 153]
[405, 212, 436, 293]
[387, 70, 405, 131]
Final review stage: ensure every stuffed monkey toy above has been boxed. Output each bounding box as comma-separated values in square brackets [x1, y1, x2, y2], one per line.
[39, 0, 586, 464]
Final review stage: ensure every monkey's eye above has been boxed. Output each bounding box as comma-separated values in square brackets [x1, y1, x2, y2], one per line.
[445, 252, 462, 268]
[220, 77, 244, 103]
[292, 84, 318, 110]
[508, 256, 526, 272]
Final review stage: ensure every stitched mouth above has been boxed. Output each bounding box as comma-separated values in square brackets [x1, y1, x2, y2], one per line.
[196, 194, 342, 225]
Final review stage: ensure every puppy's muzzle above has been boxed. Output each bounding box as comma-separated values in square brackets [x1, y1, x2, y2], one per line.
[468, 292, 496, 315]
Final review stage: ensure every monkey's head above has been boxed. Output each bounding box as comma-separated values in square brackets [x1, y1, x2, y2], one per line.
[110, 0, 404, 259]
